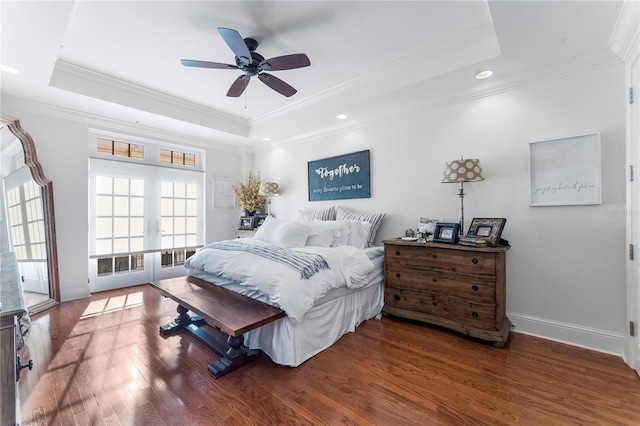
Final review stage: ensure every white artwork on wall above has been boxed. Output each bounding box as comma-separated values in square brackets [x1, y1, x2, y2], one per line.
[529, 132, 601, 206]
[212, 177, 235, 209]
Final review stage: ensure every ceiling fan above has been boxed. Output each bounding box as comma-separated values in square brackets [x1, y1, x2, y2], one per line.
[181, 27, 311, 98]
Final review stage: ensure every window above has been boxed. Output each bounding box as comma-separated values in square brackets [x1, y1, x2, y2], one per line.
[6, 178, 46, 261]
[97, 138, 144, 159]
[89, 159, 204, 258]
[160, 149, 196, 166]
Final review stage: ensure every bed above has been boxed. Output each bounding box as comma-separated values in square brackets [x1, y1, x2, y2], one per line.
[184, 206, 386, 366]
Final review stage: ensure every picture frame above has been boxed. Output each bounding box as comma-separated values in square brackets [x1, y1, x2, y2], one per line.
[212, 176, 235, 209]
[466, 218, 507, 247]
[433, 222, 460, 244]
[239, 216, 255, 230]
[254, 214, 268, 228]
[529, 133, 601, 206]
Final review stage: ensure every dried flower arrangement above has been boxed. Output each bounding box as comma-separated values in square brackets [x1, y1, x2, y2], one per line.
[233, 171, 265, 212]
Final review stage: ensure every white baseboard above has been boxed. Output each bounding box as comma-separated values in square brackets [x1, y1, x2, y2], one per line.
[59, 283, 91, 302]
[508, 312, 626, 359]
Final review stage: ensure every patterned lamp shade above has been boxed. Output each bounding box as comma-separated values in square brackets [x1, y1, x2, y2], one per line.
[441, 159, 485, 183]
[261, 182, 280, 196]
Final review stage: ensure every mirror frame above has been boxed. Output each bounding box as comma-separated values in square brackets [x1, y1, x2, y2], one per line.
[1, 113, 60, 313]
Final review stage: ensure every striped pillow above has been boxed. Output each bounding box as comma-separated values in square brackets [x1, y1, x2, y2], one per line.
[298, 206, 336, 221]
[335, 207, 385, 247]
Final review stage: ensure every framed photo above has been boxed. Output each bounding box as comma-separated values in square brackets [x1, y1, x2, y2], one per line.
[529, 133, 601, 206]
[254, 214, 268, 228]
[239, 216, 255, 230]
[433, 222, 460, 244]
[212, 177, 235, 209]
[466, 218, 507, 247]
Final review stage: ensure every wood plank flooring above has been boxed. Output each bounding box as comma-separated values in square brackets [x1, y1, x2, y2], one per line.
[17, 285, 640, 425]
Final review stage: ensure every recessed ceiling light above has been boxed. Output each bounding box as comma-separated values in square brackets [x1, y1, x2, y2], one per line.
[475, 70, 494, 80]
[0, 65, 19, 74]
[262, 137, 272, 142]
[336, 114, 347, 120]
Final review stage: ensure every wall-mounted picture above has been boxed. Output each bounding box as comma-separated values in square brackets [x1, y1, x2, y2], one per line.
[239, 216, 255, 230]
[529, 133, 601, 206]
[212, 176, 235, 209]
[433, 222, 460, 244]
[466, 218, 507, 247]
[308, 150, 370, 201]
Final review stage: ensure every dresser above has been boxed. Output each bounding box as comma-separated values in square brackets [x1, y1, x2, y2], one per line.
[1, 252, 32, 426]
[383, 239, 511, 347]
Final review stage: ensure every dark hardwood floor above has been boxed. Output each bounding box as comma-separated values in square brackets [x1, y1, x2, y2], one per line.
[18, 285, 640, 425]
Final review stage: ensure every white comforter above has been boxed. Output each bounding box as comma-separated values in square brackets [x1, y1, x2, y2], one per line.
[184, 238, 379, 323]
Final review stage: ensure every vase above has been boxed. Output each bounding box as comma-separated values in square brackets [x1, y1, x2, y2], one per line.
[244, 210, 256, 216]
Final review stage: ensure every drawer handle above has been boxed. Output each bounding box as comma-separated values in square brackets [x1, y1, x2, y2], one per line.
[16, 355, 33, 382]
[472, 312, 479, 318]
[394, 295, 401, 301]
[432, 301, 438, 306]
[395, 250, 401, 256]
[472, 285, 479, 291]
[395, 273, 401, 278]
[472, 258, 479, 264]
[432, 277, 437, 282]
[432, 253, 437, 259]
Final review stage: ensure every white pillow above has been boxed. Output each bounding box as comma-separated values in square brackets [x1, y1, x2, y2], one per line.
[304, 220, 351, 247]
[255, 216, 315, 248]
[298, 206, 336, 221]
[343, 220, 373, 250]
[335, 207, 385, 247]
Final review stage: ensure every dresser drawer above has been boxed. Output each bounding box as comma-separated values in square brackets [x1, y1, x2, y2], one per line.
[384, 286, 496, 329]
[385, 245, 496, 276]
[385, 266, 496, 304]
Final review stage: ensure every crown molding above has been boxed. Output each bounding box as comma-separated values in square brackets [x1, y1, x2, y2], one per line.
[1, 94, 244, 154]
[253, 53, 622, 154]
[609, 0, 640, 61]
[50, 60, 250, 138]
[250, 21, 501, 128]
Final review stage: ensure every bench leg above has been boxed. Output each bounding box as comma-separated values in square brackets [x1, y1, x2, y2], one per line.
[207, 334, 260, 379]
[158, 304, 260, 379]
[159, 304, 204, 336]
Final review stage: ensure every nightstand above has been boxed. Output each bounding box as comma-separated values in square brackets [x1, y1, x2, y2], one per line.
[234, 229, 256, 238]
[383, 239, 511, 347]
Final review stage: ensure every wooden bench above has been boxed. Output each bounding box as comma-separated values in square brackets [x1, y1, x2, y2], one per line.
[150, 276, 285, 378]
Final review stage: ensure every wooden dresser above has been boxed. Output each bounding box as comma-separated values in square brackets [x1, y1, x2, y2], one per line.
[383, 239, 511, 347]
[1, 252, 32, 425]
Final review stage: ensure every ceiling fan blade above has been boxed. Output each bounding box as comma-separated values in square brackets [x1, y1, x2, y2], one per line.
[258, 73, 297, 97]
[227, 75, 250, 97]
[259, 54, 310, 71]
[180, 59, 237, 69]
[218, 27, 252, 66]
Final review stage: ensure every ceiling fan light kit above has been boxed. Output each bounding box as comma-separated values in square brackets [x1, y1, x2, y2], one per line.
[181, 27, 310, 98]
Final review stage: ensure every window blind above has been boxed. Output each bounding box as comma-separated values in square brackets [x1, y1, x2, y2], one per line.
[89, 157, 204, 258]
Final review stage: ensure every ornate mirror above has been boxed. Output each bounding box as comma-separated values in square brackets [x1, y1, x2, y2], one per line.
[1, 113, 59, 313]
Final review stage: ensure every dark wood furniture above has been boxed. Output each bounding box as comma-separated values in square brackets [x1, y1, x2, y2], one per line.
[150, 276, 285, 378]
[1, 252, 32, 426]
[383, 239, 511, 347]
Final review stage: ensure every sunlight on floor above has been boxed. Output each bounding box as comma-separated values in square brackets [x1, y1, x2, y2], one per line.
[80, 292, 143, 319]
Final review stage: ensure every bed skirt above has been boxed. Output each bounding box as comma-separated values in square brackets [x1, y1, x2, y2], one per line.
[244, 280, 384, 367]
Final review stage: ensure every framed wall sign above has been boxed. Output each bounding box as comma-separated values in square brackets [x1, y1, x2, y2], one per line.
[212, 177, 235, 209]
[529, 133, 601, 206]
[308, 150, 370, 201]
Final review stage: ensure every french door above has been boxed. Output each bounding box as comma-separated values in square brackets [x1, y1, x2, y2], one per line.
[88, 157, 203, 293]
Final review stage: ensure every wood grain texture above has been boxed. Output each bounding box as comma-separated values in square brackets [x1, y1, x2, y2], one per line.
[18, 285, 640, 425]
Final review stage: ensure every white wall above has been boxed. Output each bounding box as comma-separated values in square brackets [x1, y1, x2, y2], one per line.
[1, 96, 245, 301]
[255, 63, 628, 356]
